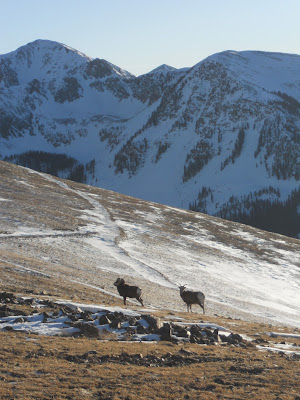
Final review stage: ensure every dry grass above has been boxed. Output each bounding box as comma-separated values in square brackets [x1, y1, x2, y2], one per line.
[0, 260, 119, 307]
[0, 265, 299, 400]
[0, 330, 299, 400]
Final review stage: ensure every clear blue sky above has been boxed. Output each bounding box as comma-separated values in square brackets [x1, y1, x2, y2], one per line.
[1, 0, 299, 76]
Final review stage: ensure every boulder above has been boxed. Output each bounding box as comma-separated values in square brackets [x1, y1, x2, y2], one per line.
[98, 314, 111, 325]
[140, 315, 163, 333]
[158, 323, 173, 341]
[74, 322, 100, 338]
[109, 320, 122, 329]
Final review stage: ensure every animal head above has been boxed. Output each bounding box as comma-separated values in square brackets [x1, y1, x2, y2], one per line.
[179, 284, 187, 294]
[114, 278, 125, 286]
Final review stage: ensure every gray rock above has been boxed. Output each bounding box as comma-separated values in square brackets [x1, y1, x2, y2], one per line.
[141, 314, 163, 333]
[98, 314, 111, 325]
[74, 322, 100, 338]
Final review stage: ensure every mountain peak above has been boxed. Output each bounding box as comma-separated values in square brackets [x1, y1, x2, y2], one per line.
[15, 39, 92, 61]
[148, 64, 177, 75]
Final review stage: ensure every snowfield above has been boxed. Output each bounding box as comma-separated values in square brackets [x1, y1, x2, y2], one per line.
[0, 161, 299, 331]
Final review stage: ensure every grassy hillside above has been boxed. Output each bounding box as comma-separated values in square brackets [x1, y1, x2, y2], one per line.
[0, 160, 299, 399]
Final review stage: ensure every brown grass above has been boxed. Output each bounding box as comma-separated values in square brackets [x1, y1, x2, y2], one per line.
[0, 264, 299, 400]
[0, 331, 299, 400]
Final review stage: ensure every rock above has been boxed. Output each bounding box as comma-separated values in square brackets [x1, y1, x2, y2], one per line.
[109, 320, 122, 329]
[190, 324, 203, 338]
[3, 326, 14, 331]
[128, 317, 138, 326]
[0, 307, 28, 317]
[220, 333, 243, 345]
[136, 325, 147, 334]
[40, 299, 56, 308]
[68, 314, 79, 322]
[203, 328, 214, 337]
[113, 311, 126, 322]
[178, 348, 193, 355]
[107, 312, 117, 321]
[0, 311, 9, 317]
[253, 337, 269, 344]
[13, 317, 27, 323]
[214, 377, 225, 385]
[0, 292, 16, 303]
[21, 298, 34, 306]
[230, 333, 243, 342]
[141, 314, 163, 333]
[74, 322, 100, 338]
[173, 325, 190, 338]
[98, 314, 111, 325]
[158, 322, 173, 341]
[42, 312, 50, 323]
[80, 311, 94, 321]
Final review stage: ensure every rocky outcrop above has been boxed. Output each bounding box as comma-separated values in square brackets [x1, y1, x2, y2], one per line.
[0, 293, 248, 346]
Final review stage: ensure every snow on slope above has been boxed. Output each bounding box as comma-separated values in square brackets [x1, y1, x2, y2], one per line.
[0, 41, 299, 237]
[0, 162, 299, 328]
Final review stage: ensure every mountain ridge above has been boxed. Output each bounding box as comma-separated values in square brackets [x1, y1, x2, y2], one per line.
[0, 40, 299, 237]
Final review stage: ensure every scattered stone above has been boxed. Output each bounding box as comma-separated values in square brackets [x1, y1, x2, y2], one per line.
[252, 337, 269, 344]
[98, 314, 111, 325]
[13, 317, 27, 323]
[158, 322, 173, 341]
[0, 292, 253, 347]
[173, 324, 190, 338]
[42, 312, 50, 323]
[74, 322, 100, 338]
[20, 298, 35, 306]
[141, 314, 163, 332]
[214, 377, 225, 385]
[136, 325, 147, 334]
[3, 326, 14, 331]
[0, 292, 16, 303]
[80, 311, 94, 321]
[109, 320, 122, 329]
[128, 317, 138, 326]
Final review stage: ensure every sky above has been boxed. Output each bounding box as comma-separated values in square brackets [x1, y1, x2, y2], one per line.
[1, 0, 300, 76]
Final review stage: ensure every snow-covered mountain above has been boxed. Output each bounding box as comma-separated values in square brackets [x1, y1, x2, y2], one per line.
[0, 40, 299, 237]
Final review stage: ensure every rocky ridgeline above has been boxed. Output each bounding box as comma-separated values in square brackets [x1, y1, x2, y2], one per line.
[0, 292, 248, 347]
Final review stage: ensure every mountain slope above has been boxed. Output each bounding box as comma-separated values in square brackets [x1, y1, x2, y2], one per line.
[0, 160, 299, 328]
[0, 41, 299, 237]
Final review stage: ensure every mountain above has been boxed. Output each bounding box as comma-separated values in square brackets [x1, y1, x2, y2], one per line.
[0, 40, 299, 238]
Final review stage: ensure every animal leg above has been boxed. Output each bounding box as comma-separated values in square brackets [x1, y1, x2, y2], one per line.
[123, 297, 127, 305]
[138, 297, 144, 306]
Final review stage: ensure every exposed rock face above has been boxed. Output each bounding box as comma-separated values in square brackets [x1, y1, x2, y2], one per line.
[54, 77, 83, 103]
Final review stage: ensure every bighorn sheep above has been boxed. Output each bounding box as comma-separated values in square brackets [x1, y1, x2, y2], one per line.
[179, 285, 205, 314]
[114, 278, 144, 306]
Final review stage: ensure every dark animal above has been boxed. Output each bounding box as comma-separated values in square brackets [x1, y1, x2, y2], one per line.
[179, 285, 205, 314]
[114, 278, 144, 306]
